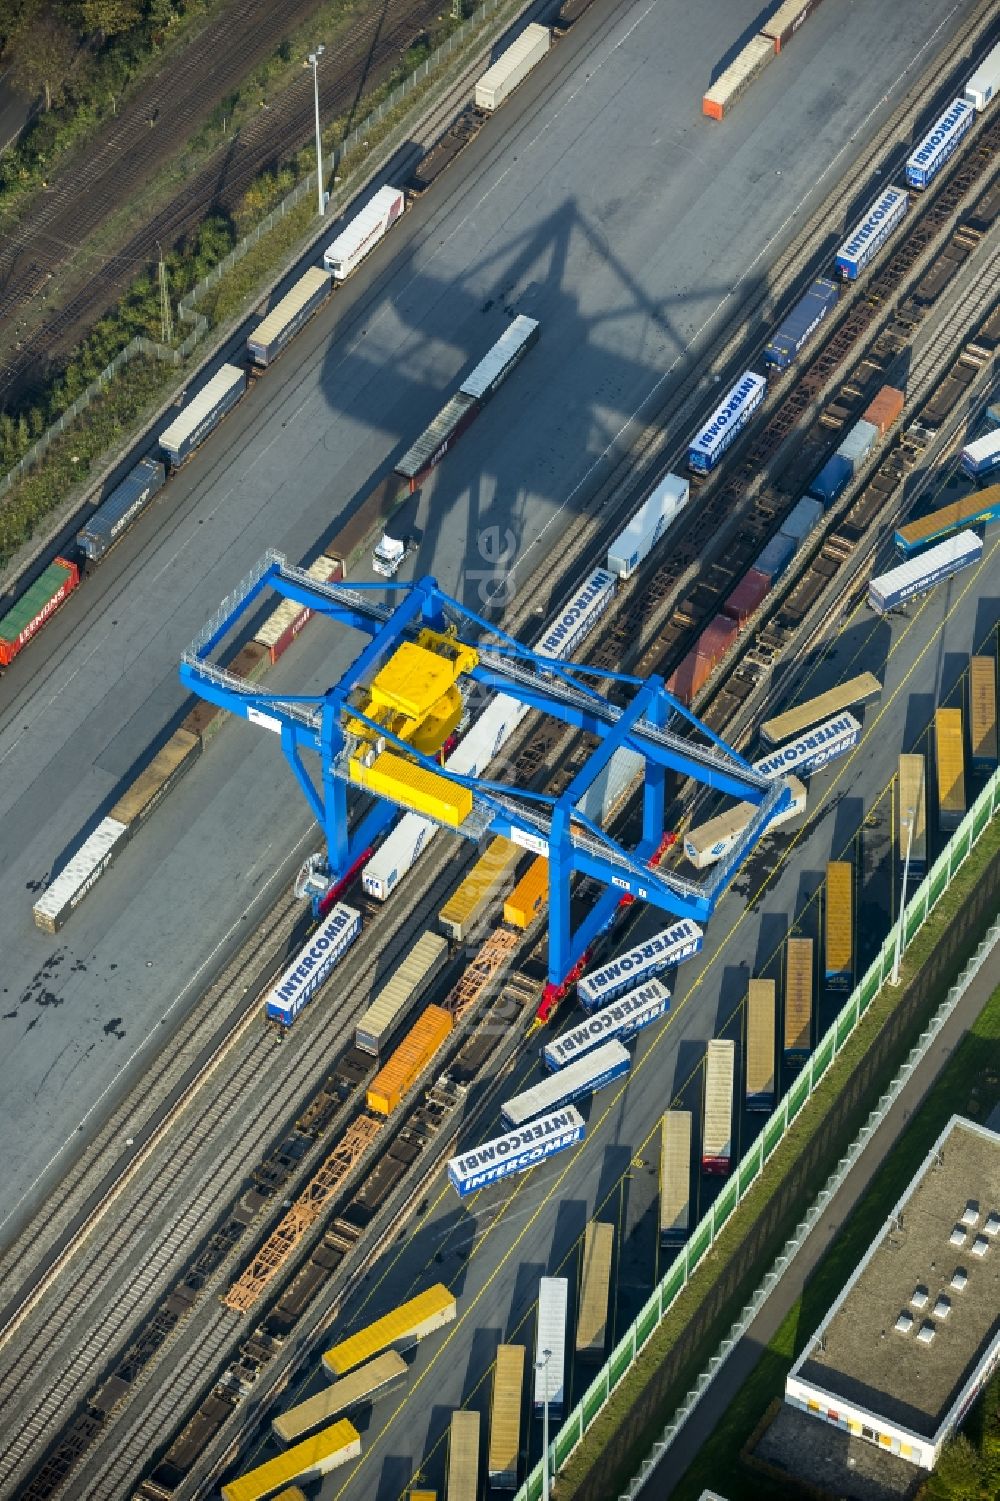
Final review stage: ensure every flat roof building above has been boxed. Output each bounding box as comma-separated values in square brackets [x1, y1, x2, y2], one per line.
[786, 1116, 1000, 1469]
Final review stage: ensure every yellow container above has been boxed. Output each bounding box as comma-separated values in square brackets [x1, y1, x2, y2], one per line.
[110, 728, 200, 827]
[440, 836, 519, 941]
[488, 1344, 525, 1487]
[272, 1351, 406, 1445]
[354, 751, 472, 826]
[825, 861, 853, 983]
[969, 657, 998, 769]
[447, 1409, 480, 1501]
[220, 1420, 360, 1501]
[935, 707, 966, 831]
[784, 938, 813, 1060]
[367, 1004, 454, 1115]
[576, 1221, 613, 1360]
[504, 856, 548, 928]
[323, 1284, 456, 1377]
[745, 979, 776, 1105]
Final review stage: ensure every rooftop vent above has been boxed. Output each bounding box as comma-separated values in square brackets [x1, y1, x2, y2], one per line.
[971, 1236, 989, 1258]
[961, 1201, 980, 1228]
[984, 1213, 1000, 1238]
[950, 1267, 968, 1292]
[910, 1285, 929, 1310]
[916, 1322, 936, 1345]
[894, 1311, 914, 1335]
[950, 1226, 967, 1247]
[933, 1296, 951, 1319]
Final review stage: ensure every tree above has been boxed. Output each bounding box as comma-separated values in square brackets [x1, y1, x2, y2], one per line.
[80, 0, 142, 43]
[7, 7, 77, 113]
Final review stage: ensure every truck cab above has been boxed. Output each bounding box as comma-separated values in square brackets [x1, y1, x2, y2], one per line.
[372, 532, 412, 576]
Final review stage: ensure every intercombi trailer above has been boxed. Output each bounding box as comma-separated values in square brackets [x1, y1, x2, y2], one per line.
[784, 937, 813, 1066]
[701, 1039, 735, 1174]
[745, 979, 776, 1112]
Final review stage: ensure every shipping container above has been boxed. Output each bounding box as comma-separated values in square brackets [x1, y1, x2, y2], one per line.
[367, 1003, 453, 1114]
[181, 696, 226, 746]
[837, 418, 878, 471]
[447, 1107, 585, 1197]
[543, 979, 668, 1070]
[159, 363, 246, 467]
[459, 314, 540, 403]
[895, 484, 1000, 553]
[32, 815, 129, 932]
[808, 453, 852, 507]
[969, 656, 998, 771]
[753, 713, 861, 779]
[783, 937, 813, 1064]
[701, 1039, 735, 1174]
[264, 903, 362, 1027]
[606, 473, 689, 577]
[220, 1420, 361, 1501]
[504, 855, 548, 929]
[746, 979, 776, 1111]
[354, 751, 472, 827]
[395, 391, 479, 490]
[834, 187, 908, 280]
[964, 39, 1000, 111]
[666, 647, 713, 706]
[356, 931, 449, 1054]
[898, 753, 927, 876]
[824, 860, 853, 989]
[863, 384, 905, 437]
[764, 277, 838, 369]
[447, 1409, 480, 1501]
[760, 0, 824, 50]
[324, 472, 406, 579]
[724, 567, 772, 625]
[228, 639, 270, 684]
[110, 727, 201, 829]
[905, 98, 975, 189]
[755, 532, 795, 578]
[702, 35, 773, 120]
[475, 24, 550, 111]
[77, 458, 166, 562]
[501, 1040, 630, 1128]
[688, 371, 766, 471]
[577, 919, 703, 1010]
[533, 1278, 568, 1418]
[869, 531, 983, 613]
[323, 185, 404, 279]
[576, 1221, 613, 1360]
[488, 1344, 524, 1489]
[248, 267, 333, 366]
[683, 777, 806, 869]
[254, 556, 339, 664]
[778, 495, 823, 546]
[535, 567, 616, 663]
[959, 431, 1000, 479]
[273, 1352, 407, 1444]
[698, 612, 740, 666]
[935, 707, 966, 832]
[659, 1110, 692, 1243]
[323, 1285, 456, 1377]
[0, 556, 80, 666]
[440, 836, 520, 943]
[760, 673, 881, 746]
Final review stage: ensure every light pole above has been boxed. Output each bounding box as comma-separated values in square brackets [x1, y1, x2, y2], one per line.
[891, 806, 915, 986]
[536, 1348, 552, 1501]
[306, 47, 326, 215]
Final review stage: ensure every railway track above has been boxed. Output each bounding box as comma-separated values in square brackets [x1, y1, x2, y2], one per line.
[2, 15, 999, 1500]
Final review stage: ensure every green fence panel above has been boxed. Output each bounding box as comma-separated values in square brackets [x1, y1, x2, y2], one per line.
[973, 798, 990, 840]
[786, 1068, 809, 1117]
[637, 1295, 659, 1348]
[813, 1032, 834, 1080]
[609, 1337, 633, 1389]
[555, 1409, 582, 1468]
[713, 1177, 738, 1231]
[762, 1110, 785, 1161]
[687, 1219, 712, 1272]
[660, 1256, 686, 1312]
[738, 1141, 762, 1198]
[836, 994, 859, 1047]
[582, 1371, 609, 1428]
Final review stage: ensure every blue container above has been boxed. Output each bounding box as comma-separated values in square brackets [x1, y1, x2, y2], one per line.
[755, 532, 795, 579]
[809, 454, 852, 507]
[764, 278, 838, 370]
[837, 419, 878, 472]
[779, 496, 822, 545]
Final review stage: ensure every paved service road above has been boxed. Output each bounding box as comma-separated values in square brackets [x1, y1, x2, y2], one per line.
[0, 0, 982, 1252]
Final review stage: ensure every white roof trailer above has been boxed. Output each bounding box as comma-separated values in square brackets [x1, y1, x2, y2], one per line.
[534, 1278, 568, 1417]
[323, 186, 404, 280]
[965, 39, 1000, 111]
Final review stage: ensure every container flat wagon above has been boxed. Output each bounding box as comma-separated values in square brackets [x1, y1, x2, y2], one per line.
[504, 855, 548, 929]
[488, 1344, 525, 1489]
[659, 1110, 692, 1243]
[764, 278, 838, 370]
[869, 532, 982, 613]
[701, 1039, 735, 1174]
[543, 980, 669, 1071]
[683, 776, 806, 868]
[745, 979, 776, 1112]
[576, 1221, 614, 1361]
[905, 97, 975, 189]
[248, 266, 333, 367]
[366, 1004, 453, 1115]
[607, 473, 689, 578]
[159, 363, 246, 468]
[355, 931, 449, 1054]
[935, 707, 966, 832]
[760, 673, 881, 746]
[447, 1107, 585, 1197]
[475, 23, 550, 111]
[77, 458, 166, 563]
[783, 937, 813, 1065]
[824, 861, 853, 989]
[965, 38, 1000, 110]
[0, 555, 80, 667]
[534, 1278, 568, 1419]
[894, 484, 1000, 554]
[898, 753, 928, 877]
[273, 1352, 406, 1445]
[834, 186, 908, 281]
[439, 836, 520, 943]
[447, 1409, 480, 1501]
[969, 656, 998, 772]
[220, 1419, 361, 1501]
[501, 1040, 630, 1129]
[322, 1284, 456, 1377]
[323, 185, 404, 279]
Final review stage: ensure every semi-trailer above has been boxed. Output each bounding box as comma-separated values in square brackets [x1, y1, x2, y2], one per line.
[659, 1110, 692, 1243]
[488, 1344, 525, 1489]
[868, 532, 983, 613]
[446, 1107, 586, 1197]
[965, 39, 1000, 110]
[322, 185, 404, 279]
[687, 371, 766, 472]
[475, 24, 550, 111]
[501, 1040, 630, 1128]
[683, 777, 806, 869]
[784, 937, 813, 1066]
[575, 1221, 614, 1361]
[76, 458, 166, 562]
[834, 187, 908, 280]
[263, 903, 362, 1026]
[247, 266, 333, 367]
[0, 555, 80, 667]
[701, 1039, 735, 1174]
[894, 484, 1000, 553]
[959, 432, 1000, 480]
[577, 919, 703, 1009]
[898, 753, 928, 877]
[764, 278, 838, 369]
[534, 1278, 568, 1418]
[825, 860, 853, 990]
[905, 98, 975, 189]
[355, 931, 449, 1055]
[542, 980, 669, 1070]
[221, 1420, 361, 1501]
[969, 656, 998, 772]
[446, 1410, 480, 1501]
[745, 979, 776, 1112]
[760, 673, 880, 746]
[322, 1285, 456, 1376]
[753, 714, 861, 780]
[935, 707, 966, 832]
[272, 1352, 406, 1444]
[606, 473, 689, 577]
[159, 363, 246, 468]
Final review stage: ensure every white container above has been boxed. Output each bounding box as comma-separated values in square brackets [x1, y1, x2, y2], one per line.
[460, 314, 540, 403]
[575, 746, 644, 828]
[607, 473, 689, 578]
[960, 429, 1000, 478]
[702, 1039, 735, 1171]
[248, 266, 332, 366]
[475, 24, 550, 112]
[753, 714, 861, 779]
[533, 1278, 568, 1417]
[868, 531, 983, 613]
[534, 567, 616, 663]
[543, 980, 669, 1070]
[965, 39, 1000, 111]
[687, 371, 766, 473]
[323, 185, 404, 280]
[33, 816, 130, 932]
[264, 903, 362, 1026]
[447, 1107, 585, 1197]
[501, 1040, 630, 1128]
[834, 186, 908, 280]
[905, 97, 974, 189]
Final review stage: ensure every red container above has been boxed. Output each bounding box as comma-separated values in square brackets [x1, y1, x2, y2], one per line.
[667, 650, 712, 705]
[697, 614, 739, 665]
[863, 385, 905, 438]
[724, 568, 772, 625]
[0, 556, 79, 666]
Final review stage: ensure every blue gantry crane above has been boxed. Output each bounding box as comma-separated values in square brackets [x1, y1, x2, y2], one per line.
[179, 552, 787, 982]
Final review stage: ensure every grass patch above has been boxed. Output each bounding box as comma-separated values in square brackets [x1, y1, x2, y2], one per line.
[554, 814, 1000, 1500]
